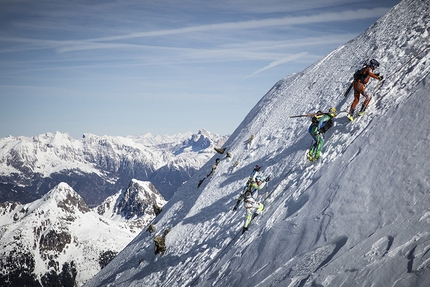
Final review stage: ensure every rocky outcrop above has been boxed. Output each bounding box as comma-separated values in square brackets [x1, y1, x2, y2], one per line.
[0, 181, 166, 287]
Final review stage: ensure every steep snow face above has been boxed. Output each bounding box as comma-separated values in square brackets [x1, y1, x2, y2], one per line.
[0, 181, 166, 287]
[84, 0, 430, 286]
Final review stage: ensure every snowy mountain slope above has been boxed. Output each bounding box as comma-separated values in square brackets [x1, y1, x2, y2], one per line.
[0, 129, 228, 205]
[84, 0, 430, 286]
[0, 180, 165, 286]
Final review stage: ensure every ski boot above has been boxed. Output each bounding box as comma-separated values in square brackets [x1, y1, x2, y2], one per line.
[307, 150, 315, 161]
[358, 105, 367, 116]
[307, 144, 315, 161]
[347, 109, 355, 121]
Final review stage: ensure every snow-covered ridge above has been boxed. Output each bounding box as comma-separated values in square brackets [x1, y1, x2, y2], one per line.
[0, 129, 225, 176]
[84, 0, 430, 286]
[0, 180, 166, 286]
[0, 129, 228, 204]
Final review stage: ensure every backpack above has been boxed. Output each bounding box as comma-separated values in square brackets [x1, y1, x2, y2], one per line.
[353, 65, 368, 82]
[319, 118, 333, 133]
[311, 113, 334, 133]
[311, 111, 323, 124]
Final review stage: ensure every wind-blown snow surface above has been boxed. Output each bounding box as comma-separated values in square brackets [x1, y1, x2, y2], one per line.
[85, 0, 430, 286]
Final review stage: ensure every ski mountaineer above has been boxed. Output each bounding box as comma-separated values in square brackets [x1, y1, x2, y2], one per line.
[232, 165, 262, 211]
[207, 158, 220, 178]
[235, 175, 270, 233]
[245, 165, 261, 188]
[347, 59, 384, 121]
[198, 158, 221, 188]
[308, 108, 337, 161]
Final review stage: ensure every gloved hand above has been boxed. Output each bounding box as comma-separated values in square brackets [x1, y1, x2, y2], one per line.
[378, 75, 384, 81]
[265, 176, 270, 182]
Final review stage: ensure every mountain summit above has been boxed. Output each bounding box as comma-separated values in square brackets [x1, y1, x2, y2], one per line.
[0, 180, 166, 286]
[87, 0, 430, 286]
[97, 179, 166, 223]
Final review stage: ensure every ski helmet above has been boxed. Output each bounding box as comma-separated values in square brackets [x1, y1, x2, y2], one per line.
[369, 59, 380, 68]
[256, 175, 263, 182]
[254, 165, 261, 172]
[329, 107, 337, 117]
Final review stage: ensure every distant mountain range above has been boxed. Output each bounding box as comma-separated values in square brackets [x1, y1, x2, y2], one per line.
[0, 179, 166, 287]
[0, 129, 228, 206]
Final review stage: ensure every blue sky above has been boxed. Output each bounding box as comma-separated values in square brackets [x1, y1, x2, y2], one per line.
[0, 0, 400, 139]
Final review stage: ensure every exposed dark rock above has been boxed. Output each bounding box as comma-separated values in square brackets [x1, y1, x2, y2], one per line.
[57, 191, 90, 214]
[99, 250, 118, 269]
[39, 230, 71, 253]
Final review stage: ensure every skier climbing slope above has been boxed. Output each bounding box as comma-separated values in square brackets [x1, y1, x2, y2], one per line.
[83, 1, 430, 286]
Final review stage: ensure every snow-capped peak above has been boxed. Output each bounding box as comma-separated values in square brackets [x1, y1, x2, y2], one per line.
[0, 180, 166, 286]
[97, 179, 166, 223]
[41, 182, 90, 213]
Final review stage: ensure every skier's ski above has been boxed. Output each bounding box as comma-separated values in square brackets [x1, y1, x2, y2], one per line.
[197, 178, 205, 188]
[246, 134, 255, 149]
[232, 196, 242, 211]
[248, 134, 255, 144]
[214, 147, 226, 154]
[343, 82, 353, 97]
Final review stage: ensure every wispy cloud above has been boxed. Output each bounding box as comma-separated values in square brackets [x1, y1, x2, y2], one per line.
[246, 52, 308, 78]
[225, 34, 359, 51]
[84, 8, 388, 42]
[0, 32, 359, 77]
[0, 7, 388, 54]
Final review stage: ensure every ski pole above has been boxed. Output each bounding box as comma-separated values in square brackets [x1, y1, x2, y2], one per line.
[289, 112, 326, 118]
[263, 181, 268, 201]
